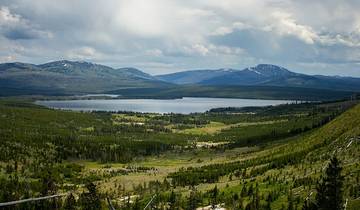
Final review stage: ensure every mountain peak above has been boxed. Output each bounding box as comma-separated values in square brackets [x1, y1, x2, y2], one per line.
[39, 60, 99, 68]
[249, 64, 294, 77]
[255, 64, 288, 71]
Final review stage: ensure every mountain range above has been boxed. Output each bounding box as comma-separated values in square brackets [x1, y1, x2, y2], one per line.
[0, 60, 171, 96]
[156, 64, 360, 91]
[0, 61, 359, 100]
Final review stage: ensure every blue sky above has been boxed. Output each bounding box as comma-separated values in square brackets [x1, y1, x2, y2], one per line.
[0, 0, 360, 76]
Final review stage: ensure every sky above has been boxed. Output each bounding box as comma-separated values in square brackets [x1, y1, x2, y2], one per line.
[0, 0, 360, 76]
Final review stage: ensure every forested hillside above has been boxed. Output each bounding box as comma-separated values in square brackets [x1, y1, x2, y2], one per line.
[0, 99, 359, 209]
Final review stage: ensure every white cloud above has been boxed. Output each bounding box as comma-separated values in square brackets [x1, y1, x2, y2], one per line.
[0, 6, 20, 25]
[0, 55, 16, 62]
[145, 49, 163, 57]
[212, 22, 251, 36]
[66, 47, 99, 60]
[182, 43, 244, 57]
[0, 0, 359, 76]
[0, 6, 52, 40]
[266, 11, 318, 44]
[114, 0, 215, 41]
[188, 44, 210, 56]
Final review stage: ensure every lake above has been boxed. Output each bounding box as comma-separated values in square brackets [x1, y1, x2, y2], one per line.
[36, 97, 294, 114]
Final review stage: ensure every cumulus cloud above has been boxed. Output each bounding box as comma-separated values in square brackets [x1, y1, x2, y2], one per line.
[0, 0, 359, 76]
[145, 49, 163, 57]
[66, 47, 99, 60]
[265, 11, 318, 44]
[0, 6, 51, 40]
[212, 22, 251, 36]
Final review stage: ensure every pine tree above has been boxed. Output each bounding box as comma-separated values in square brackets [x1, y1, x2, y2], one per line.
[254, 184, 260, 210]
[168, 191, 177, 210]
[63, 193, 76, 210]
[302, 199, 316, 210]
[265, 193, 273, 210]
[241, 185, 247, 197]
[265, 200, 272, 210]
[287, 190, 294, 210]
[79, 182, 102, 210]
[232, 193, 239, 209]
[318, 156, 344, 209]
[132, 198, 141, 210]
[210, 186, 218, 209]
[304, 156, 344, 210]
[187, 187, 200, 210]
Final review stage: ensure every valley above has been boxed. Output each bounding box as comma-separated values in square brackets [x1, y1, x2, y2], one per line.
[1, 1, 359, 209]
[0, 98, 359, 209]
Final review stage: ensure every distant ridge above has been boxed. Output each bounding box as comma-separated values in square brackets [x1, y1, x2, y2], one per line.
[156, 64, 360, 91]
[0, 61, 359, 99]
[0, 60, 171, 96]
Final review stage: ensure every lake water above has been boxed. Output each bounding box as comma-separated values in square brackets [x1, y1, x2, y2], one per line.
[36, 97, 294, 114]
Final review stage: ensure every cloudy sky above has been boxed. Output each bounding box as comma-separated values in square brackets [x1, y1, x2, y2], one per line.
[0, 0, 360, 76]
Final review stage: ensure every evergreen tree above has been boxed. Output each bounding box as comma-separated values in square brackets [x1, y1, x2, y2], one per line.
[210, 186, 218, 209]
[168, 191, 177, 210]
[265, 199, 272, 210]
[265, 192, 273, 210]
[302, 199, 316, 210]
[63, 193, 76, 210]
[187, 187, 201, 210]
[304, 156, 344, 210]
[255, 184, 260, 210]
[232, 193, 239, 209]
[287, 190, 294, 210]
[318, 156, 344, 209]
[241, 185, 247, 197]
[79, 182, 102, 210]
[132, 198, 141, 210]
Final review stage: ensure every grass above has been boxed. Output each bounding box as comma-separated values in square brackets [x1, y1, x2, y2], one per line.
[177, 119, 289, 135]
[112, 114, 147, 124]
[178, 121, 227, 135]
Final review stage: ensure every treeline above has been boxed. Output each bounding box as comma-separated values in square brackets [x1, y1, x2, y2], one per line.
[53, 136, 172, 163]
[226, 111, 338, 148]
[168, 141, 327, 186]
[0, 134, 173, 164]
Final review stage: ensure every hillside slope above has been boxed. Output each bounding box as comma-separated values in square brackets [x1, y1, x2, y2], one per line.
[166, 102, 360, 209]
[0, 60, 171, 96]
[156, 69, 235, 84]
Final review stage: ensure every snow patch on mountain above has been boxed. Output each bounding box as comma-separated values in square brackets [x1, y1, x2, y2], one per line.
[247, 67, 263, 75]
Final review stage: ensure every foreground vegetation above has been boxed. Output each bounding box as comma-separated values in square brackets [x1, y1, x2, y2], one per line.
[0, 98, 359, 209]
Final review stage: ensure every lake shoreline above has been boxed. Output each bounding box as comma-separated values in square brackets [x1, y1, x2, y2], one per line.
[35, 97, 296, 114]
